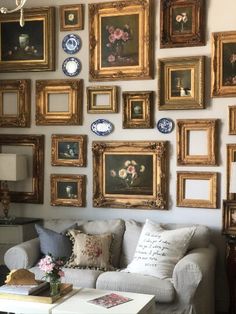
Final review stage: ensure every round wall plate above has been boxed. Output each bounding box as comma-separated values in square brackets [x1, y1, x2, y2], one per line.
[91, 119, 114, 136]
[62, 57, 81, 77]
[62, 34, 82, 54]
[157, 118, 174, 134]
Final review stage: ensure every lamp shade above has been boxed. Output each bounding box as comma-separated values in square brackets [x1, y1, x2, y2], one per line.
[0, 154, 27, 181]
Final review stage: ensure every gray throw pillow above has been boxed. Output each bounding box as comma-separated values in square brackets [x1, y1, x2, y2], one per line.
[35, 224, 73, 259]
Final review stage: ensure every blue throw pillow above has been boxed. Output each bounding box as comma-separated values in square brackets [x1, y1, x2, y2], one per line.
[35, 224, 73, 259]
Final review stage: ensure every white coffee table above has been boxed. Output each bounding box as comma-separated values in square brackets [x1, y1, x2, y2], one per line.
[52, 288, 155, 314]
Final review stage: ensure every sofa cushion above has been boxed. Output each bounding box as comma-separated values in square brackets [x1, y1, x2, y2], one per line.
[66, 230, 113, 270]
[96, 271, 175, 303]
[124, 219, 196, 279]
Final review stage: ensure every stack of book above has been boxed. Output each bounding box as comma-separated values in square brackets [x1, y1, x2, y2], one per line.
[0, 281, 49, 296]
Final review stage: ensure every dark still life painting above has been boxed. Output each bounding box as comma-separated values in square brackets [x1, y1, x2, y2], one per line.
[58, 142, 79, 160]
[57, 181, 78, 199]
[170, 69, 192, 97]
[222, 42, 236, 86]
[131, 101, 144, 119]
[172, 6, 193, 34]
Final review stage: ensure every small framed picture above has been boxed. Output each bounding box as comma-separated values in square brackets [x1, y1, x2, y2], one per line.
[51, 134, 87, 167]
[228, 106, 236, 135]
[158, 56, 205, 110]
[122, 91, 154, 129]
[222, 200, 236, 235]
[60, 4, 84, 31]
[51, 174, 86, 207]
[87, 86, 118, 113]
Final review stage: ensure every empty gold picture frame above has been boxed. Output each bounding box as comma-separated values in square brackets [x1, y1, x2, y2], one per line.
[229, 106, 236, 134]
[92, 140, 168, 210]
[87, 86, 118, 113]
[36, 79, 83, 125]
[0, 79, 31, 127]
[122, 91, 154, 128]
[158, 56, 205, 110]
[51, 134, 87, 167]
[177, 171, 218, 209]
[222, 200, 236, 235]
[60, 4, 84, 31]
[89, 0, 153, 81]
[177, 119, 217, 165]
[51, 174, 86, 207]
[211, 31, 236, 97]
[226, 144, 236, 200]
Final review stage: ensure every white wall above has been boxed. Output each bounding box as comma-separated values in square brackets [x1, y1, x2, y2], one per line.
[1, 0, 235, 311]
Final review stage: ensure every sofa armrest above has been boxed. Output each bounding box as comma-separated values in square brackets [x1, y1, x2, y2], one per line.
[4, 238, 41, 270]
[173, 244, 216, 305]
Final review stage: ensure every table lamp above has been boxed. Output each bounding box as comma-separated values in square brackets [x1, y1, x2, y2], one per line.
[0, 153, 27, 220]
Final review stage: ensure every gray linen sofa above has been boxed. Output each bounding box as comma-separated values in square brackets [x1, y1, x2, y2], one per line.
[4, 219, 216, 314]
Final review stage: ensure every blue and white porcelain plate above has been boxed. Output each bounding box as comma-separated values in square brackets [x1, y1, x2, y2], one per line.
[62, 57, 81, 77]
[157, 118, 174, 134]
[91, 119, 114, 136]
[62, 34, 82, 54]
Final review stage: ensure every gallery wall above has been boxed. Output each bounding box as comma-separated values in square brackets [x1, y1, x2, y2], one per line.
[1, 0, 235, 311]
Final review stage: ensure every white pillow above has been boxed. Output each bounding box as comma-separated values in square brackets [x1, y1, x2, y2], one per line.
[124, 219, 196, 279]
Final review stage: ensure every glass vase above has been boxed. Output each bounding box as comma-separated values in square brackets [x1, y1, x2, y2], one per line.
[49, 279, 60, 296]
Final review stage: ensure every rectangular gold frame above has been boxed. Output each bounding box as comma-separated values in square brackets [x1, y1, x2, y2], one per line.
[160, 0, 205, 48]
[89, 0, 153, 81]
[0, 134, 44, 203]
[60, 4, 84, 31]
[122, 91, 154, 129]
[0, 7, 55, 72]
[51, 134, 87, 167]
[36, 79, 83, 125]
[177, 171, 218, 209]
[226, 144, 236, 200]
[211, 31, 236, 97]
[92, 141, 168, 210]
[177, 119, 217, 165]
[51, 174, 86, 207]
[222, 200, 236, 235]
[87, 86, 118, 113]
[229, 106, 236, 134]
[158, 56, 205, 110]
[0, 80, 31, 127]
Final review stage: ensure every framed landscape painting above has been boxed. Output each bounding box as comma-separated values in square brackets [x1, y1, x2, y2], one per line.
[92, 141, 168, 209]
[89, 0, 153, 81]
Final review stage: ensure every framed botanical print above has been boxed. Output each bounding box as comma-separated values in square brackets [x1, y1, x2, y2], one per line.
[158, 56, 205, 110]
[60, 4, 84, 31]
[51, 134, 87, 167]
[51, 174, 86, 207]
[87, 86, 118, 113]
[92, 141, 168, 209]
[0, 7, 55, 72]
[89, 0, 153, 81]
[122, 91, 154, 128]
[160, 0, 205, 48]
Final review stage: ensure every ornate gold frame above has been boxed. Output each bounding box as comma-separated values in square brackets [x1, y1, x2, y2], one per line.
[89, 0, 153, 81]
[222, 200, 236, 235]
[36, 79, 83, 125]
[228, 106, 236, 134]
[51, 174, 86, 207]
[177, 171, 218, 209]
[0, 7, 55, 72]
[177, 119, 217, 165]
[226, 144, 236, 200]
[211, 31, 236, 97]
[122, 91, 153, 128]
[87, 86, 118, 113]
[0, 134, 44, 203]
[60, 4, 84, 31]
[51, 134, 87, 167]
[0, 80, 31, 127]
[92, 141, 168, 210]
[158, 56, 205, 110]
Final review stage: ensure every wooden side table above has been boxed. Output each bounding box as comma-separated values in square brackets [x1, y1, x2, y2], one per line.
[226, 235, 236, 314]
[0, 217, 43, 265]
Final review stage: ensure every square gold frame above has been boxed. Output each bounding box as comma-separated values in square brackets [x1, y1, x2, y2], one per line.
[51, 134, 87, 167]
[211, 31, 236, 97]
[228, 106, 236, 134]
[87, 86, 118, 113]
[89, 0, 153, 81]
[0, 80, 31, 127]
[177, 171, 218, 209]
[158, 56, 205, 110]
[51, 174, 86, 207]
[36, 80, 83, 125]
[160, 0, 205, 48]
[92, 141, 168, 210]
[177, 119, 217, 165]
[0, 134, 44, 204]
[226, 144, 236, 200]
[60, 4, 84, 31]
[122, 91, 154, 129]
[222, 200, 236, 235]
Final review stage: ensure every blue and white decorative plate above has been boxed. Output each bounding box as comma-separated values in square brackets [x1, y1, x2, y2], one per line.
[62, 34, 82, 54]
[91, 119, 114, 136]
[62, 57, 81, 77]
[157, 118, 174, 134]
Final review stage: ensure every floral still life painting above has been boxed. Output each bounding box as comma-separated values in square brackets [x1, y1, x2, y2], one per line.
[172, 8, 192, 34]
[222, 43, 236, 86]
